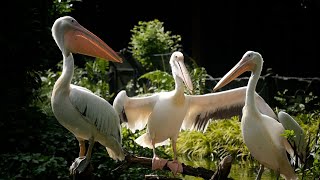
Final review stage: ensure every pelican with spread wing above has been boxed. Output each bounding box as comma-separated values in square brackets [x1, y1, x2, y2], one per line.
[113, 51, 277, 175]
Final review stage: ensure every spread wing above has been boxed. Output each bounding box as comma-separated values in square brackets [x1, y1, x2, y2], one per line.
[113, 90, 159, 132]
[183, 86, 277, 131]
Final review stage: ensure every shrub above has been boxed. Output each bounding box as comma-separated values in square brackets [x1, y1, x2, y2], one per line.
[129, 19, 182, 71]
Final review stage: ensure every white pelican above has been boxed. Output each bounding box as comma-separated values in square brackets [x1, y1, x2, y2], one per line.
[51, 16, 125, 174]
[213, 51, 298, 180]
[113, 51, 278, 175]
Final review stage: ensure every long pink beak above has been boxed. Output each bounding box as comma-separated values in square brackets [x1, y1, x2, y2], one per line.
[213, 58, 254, 91]
[64, 24, 123, 63]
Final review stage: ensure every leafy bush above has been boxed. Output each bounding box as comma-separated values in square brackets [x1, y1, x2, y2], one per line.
[129, 19, 182, 71]
[0, 153, 69, 179]
[137, 70, 174, 94]
[274, 89, 319, 115]
[190, 67, 209, 95]
[175, 117, 249, 161]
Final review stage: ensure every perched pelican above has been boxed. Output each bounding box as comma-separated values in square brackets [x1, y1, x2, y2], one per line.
[113, 51, 278, 175]
[213, 51, 298, 180]
[51, 16, 125, 174]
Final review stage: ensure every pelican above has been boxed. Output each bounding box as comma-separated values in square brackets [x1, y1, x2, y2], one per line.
[113, 51, 278, 175]
[213, 51, 298, 180]
[51, 16, 125, 174]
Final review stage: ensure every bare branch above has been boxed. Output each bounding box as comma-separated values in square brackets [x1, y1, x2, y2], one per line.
[71, 154, 233, 180]
[114, 154, 233, 180]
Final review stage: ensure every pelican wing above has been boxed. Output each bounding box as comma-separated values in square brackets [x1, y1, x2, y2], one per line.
[69, 85, 121, 142]
[113, 90, 159, 132]
[183, 86, 277, 131]
[278, 111, 307, 163]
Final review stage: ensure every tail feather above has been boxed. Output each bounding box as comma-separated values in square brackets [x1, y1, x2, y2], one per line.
[106, 147, 125, 161]
[98, 135, 125, 161]
[282, 173, 298, 180]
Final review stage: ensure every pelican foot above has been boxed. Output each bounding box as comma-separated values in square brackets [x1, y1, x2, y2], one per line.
[152, 156, 168, 170]
[69, 156, 90, 175]
[167, 160, 183, 176]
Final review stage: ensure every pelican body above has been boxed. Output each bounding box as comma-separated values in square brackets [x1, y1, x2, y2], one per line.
[144, 90, 189, 147]
[51, 16, 124, 174]
[214, 51, 298, 180]
[113, 51, 278, 175]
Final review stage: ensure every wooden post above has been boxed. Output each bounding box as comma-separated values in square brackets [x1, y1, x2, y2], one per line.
[210, 155, 233, 180]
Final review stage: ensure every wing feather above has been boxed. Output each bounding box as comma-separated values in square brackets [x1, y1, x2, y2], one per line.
[113, 90, 159, 132]
[183, 86, 277, 132]
[69, 85, 121, 142]
[278, 111, 307, 163]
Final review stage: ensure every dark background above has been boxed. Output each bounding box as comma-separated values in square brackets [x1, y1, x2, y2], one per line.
[68, 0, 320, 78]
[5, 0, 320, 78]
[3, 0, 320, 122]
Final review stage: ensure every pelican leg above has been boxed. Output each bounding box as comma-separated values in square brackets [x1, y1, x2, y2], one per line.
[78, 139, 86, 157]
[70, 137, 95, 175]
[151, 140, 168, 170]
[167, 139, 183, 176]
[255, 164, 264, 180]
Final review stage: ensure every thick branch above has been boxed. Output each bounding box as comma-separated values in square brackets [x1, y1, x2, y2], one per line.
[71, 154, 233, 180]
[113, 154, 233, 180]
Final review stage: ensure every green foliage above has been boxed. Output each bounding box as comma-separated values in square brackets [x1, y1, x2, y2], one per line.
[138, 70, 175, 93]
[73, 58, 112, 100]
[121, 127, 170, 159]
[281, 129, 295, 140]
[274, 89, 319, 115]
[50, 0, 74, 17]
[0, 153, 69, 179]
[297, 120, 320, 178]
[129, 19, 182, 71]
[175, 117, 250, 161]
[190, 67, 209, 95]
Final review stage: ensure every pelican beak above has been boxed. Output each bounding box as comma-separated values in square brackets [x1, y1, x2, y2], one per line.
[177, 61, 193, 91]
[64, 24, 123, 63]
[213, 58, 254, 91]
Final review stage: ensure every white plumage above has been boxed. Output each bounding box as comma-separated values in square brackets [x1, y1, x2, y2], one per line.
[51, 16, 124, 174]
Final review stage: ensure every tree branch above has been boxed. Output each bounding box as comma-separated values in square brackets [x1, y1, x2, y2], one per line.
[71, 154, 233, 180]
[113, 154, 233, 180]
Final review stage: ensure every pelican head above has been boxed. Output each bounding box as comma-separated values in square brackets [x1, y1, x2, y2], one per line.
[213, 51, 263, 91]
[52, 16, 122, 63]
[170, 52, 193, 91]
